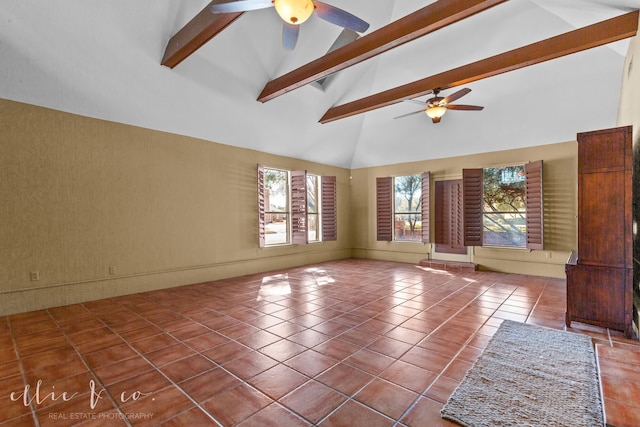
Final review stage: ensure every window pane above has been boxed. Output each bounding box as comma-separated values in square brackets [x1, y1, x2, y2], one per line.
[265, 168, 289, 245]
[307, 175, 320, 242]
[394, 175, 422, 241]
[482, 166, 526, 247]
[394, 175, 421, 213]
[308, 213, 319, 242]
[307, 175, 318, 214]
[265, 215, 288, 245]
[483, 213, 526, 246]
[394, 214, 422, 241]
[265, 169, 288, 212]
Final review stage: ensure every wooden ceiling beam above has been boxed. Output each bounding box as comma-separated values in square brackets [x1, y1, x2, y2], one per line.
[257, 0, 508, 102]
[320, 10, 639, 124]
[161, 2, 243, 69]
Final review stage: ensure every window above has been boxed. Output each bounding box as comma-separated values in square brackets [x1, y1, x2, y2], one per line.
[263, 167, 290, 246]
[307, 174, 319, 242]
[463, 161, 543, 249]
[258, 165, 337, 248]
[377, 173, 430, 243]
[394, 175, 422, 241]
[482, 165, 526, 248]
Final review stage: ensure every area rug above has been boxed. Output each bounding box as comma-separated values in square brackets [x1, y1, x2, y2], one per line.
[441, 320, 604, 427]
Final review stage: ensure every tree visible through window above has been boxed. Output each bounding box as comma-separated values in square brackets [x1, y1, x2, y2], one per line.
[258, 165, 337, 248]
[394, 175, 422, 241]
[483, 165, 526, 247]
[307, 174, 319, 242]
[264, 168, 289, 245]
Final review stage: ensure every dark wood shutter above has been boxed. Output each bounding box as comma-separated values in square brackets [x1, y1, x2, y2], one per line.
[291, 170, 308, 245]
[321, 176, 337, 241]
[257, 164, 266, 248]
[463, 168, 483, 246]
[434, 179, 466, 254]
[376, 177, 393, 241]
[421, 172, 430, 243]
[451, 180, 465, 250]
[525, 160, 544, 249]
[434, 181, 448, 246]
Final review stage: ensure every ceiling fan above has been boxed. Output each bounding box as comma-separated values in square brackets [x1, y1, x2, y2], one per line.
[209, 0, 369, 50]
[395, 88, 484, 123]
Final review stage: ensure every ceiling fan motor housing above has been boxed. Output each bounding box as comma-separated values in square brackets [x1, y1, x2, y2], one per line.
[427, 96, 444, 108]
[274, 0, 314, 24]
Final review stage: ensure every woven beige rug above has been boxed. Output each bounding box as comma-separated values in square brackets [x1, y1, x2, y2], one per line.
[441, 320, 604, 427]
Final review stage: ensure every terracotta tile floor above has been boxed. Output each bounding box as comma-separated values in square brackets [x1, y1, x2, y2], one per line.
[0, 258, 637, 426]
[597, 342, 640, 427]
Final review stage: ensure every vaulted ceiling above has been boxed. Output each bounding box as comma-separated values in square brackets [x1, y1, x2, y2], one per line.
[1, 0, 638, 168]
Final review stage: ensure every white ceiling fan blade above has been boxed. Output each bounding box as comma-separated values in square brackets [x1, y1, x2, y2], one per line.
[394, 109, 426, 120]
[282, 22, 299, 50]
[402, 90, 436, 105]
[209, 0, 273, 14]
[404, 99, 429, 106]
[313, 1, 370, 33]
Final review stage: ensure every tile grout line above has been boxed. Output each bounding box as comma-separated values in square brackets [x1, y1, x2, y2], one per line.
[86, 301, 230, 427]
[46, 308, 134, 427]
[393, 275, 510, 424]
[5, 260, 580, 425]
[7, 316, 41, 427]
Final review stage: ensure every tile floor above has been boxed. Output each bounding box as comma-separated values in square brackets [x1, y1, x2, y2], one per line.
[0, 258, 637, 426]
[597, 342, 640, 427]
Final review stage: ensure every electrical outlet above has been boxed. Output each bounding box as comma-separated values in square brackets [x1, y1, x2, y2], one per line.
[30, 271, 40, 281]
[109, 266, 116, 275]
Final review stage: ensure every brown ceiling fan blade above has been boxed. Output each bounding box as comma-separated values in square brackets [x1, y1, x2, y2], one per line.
[209, 0, 273, 13]
[393, 109, 426, 119]
[442, 88, 471, 104]
[446, 104, 484, 111]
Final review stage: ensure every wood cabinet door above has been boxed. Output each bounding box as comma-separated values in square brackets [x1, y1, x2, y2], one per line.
[566, 264, 629, 332]
[578, 169, 626, 267]
[577, 126, 632, 268]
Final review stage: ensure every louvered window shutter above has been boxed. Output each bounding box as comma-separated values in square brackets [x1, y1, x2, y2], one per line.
[376, 177, 393, 241]
[434, 179, 466, 254]
[434, 181, 448, 246]
[421, 172, 430, 243]
[463, 168, 483, 246]
[451, 180, 465, 250]
[291, 170, 308, 245]
[321, 176, 337, 241]
[257, 164, 266, 248]
[525, 160, 544, 249]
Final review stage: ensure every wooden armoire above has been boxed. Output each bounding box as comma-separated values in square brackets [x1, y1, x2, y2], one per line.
[565, 126, 635, 338]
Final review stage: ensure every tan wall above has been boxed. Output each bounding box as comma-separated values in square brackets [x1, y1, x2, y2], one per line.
[0, 99, 353, 315]
[350, 142, 577, 278]
[618, 13, 640, 147]
[1, 97, 581, 316]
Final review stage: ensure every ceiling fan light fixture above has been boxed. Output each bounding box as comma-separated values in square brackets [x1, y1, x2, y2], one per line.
[426, 105, 447, 122]
[274, 0, 314, 25]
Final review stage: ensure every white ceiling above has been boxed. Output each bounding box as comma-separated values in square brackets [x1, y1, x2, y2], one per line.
[0, 0, 637, 168]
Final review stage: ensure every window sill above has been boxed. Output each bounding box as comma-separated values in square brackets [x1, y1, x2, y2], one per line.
[481, 245, 530, 251]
